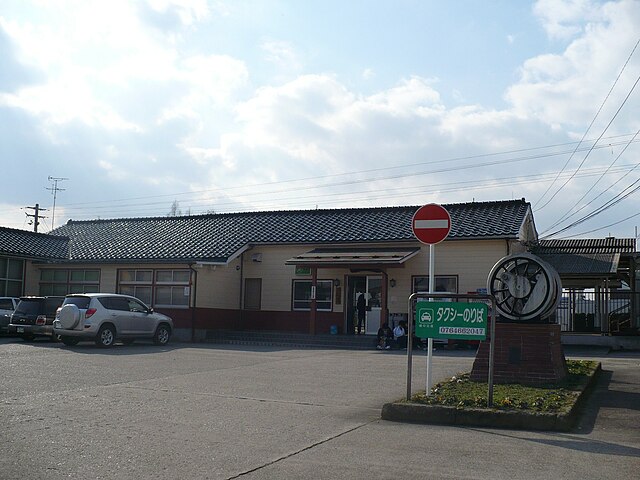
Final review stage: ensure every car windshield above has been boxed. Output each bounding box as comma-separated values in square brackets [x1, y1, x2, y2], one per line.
[14, 300, 42, 315]
[63, 296, 91, 309]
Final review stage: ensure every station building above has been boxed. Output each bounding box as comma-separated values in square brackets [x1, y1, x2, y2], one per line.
[1, 198, 637, 344]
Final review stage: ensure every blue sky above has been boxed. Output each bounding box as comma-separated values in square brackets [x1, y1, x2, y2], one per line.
[1, 0, 639, 240]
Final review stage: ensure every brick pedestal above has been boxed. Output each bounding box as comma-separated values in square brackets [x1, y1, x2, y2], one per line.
[470, 323, 568, 385]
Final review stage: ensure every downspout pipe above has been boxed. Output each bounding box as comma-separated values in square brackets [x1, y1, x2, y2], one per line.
[189, 263, 198, 343]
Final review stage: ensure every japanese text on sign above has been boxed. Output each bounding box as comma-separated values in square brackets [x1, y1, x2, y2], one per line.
[415, 301, 488, 341]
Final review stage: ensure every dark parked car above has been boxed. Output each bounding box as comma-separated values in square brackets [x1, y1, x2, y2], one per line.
[8, 296, 64, 341]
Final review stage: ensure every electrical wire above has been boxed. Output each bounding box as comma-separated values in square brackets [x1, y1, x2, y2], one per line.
[535, 72, 640, 213]
[539, 128, 640, 234]
[533, 37, 640, 210]
[541, 178, 640, 238]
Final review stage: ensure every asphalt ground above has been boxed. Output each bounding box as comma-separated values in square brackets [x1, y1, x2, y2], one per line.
[0, 337, 638, 479]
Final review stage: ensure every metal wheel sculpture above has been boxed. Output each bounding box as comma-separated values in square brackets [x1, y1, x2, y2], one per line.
[487, 253, 562, 322]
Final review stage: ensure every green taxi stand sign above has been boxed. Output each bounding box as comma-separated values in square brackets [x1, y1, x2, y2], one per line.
[415, 301, 488, 341]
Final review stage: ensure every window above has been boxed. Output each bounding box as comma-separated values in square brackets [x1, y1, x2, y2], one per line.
[412, 276, 458, 294]
[292, 280, 333, 311]
[244, 278, 262, 310]
[39, 269, 100, 296]
[118, 269, 190, 307]
[0, 257, 24, 297]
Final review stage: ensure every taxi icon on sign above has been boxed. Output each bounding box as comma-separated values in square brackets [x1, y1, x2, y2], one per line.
[420, 309, 433, 324]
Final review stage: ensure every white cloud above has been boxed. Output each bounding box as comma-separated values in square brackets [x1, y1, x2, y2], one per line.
[1, 0, 638, 238]
[145, 0, 211, 26]
[260, 39, 301, 71]
[362, 68, 375, 80]
[533, 0, 600, 40]
[509, 0, 640, 130]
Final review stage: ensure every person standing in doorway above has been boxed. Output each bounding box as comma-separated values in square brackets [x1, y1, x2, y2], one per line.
[356, 292, 366, 334]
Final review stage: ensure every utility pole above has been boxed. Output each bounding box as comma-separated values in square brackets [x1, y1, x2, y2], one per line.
[47, 176, 68, 230]
[25, 203, 47, 233]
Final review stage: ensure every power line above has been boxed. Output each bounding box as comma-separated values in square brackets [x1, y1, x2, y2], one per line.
[535, 72, 640, 213]
[60, 162, 640, 220]
[539, 128, 640, 235]
[58, 134, 639, 210]
[57, 138, 640, 219]
[541, 178, 640, 238]
[558, 210, 640, 238]
[533, 37, 640, 210]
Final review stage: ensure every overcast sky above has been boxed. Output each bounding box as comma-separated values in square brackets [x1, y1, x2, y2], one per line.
[1, 0, 639, 240]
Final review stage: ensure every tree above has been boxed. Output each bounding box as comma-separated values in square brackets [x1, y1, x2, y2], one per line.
[168, 200, 182, 217]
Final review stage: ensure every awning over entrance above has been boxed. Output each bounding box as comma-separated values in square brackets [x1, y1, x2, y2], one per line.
[285, 247, 420, 268]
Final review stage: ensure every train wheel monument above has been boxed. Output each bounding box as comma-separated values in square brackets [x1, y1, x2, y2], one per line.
[471, 253, 568, 385]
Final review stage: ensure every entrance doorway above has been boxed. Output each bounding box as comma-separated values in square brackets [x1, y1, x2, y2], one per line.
[346, 275, 382, 335]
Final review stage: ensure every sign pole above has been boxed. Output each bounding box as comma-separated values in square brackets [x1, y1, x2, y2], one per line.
[406, 296, 413, 401]
[411, 203, 452, 400]
[426, 243, 435, 396]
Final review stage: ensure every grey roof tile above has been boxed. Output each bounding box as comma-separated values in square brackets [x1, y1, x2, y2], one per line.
[535, 238, 636, 254]
[51, 199, 532, 263]
[0, 227, 69, 259]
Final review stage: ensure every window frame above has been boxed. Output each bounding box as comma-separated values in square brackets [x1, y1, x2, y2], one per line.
[411, 275, 459, 294]
[0, 257, 24, 297]
[39, 268, 100, 296]
[292, 279, 333, 312]
[117, 268, 191, 308]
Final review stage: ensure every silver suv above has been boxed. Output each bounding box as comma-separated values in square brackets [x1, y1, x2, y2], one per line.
[53, 293, 173, 347]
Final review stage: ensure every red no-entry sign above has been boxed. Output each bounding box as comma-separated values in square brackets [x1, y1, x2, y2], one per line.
[412, 203, 451, 245]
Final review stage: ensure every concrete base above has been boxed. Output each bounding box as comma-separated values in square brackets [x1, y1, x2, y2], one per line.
[561, 333, 640, 350]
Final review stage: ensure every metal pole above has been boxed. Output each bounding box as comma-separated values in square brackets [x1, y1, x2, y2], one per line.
[426, 243, 435, 396]
[488, 298, 496, 407]
[405, 292, 496, 403]
[406, 295, 413, 401]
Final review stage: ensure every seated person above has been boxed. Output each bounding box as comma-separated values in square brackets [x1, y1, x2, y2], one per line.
[393, 321, 407, 349]
[376, 322, 393, 350]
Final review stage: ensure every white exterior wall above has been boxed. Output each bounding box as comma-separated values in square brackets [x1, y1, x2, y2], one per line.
[388, 239, 510, 314]
[194, 259, 242, 310]
[236, 239, 516, 315]
[21, 238, 522, 316]
[242, 245, 346, 313]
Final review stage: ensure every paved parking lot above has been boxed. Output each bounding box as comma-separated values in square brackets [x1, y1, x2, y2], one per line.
[0, 337, 638, 479]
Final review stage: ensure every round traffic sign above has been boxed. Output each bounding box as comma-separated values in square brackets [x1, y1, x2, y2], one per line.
[412, 203, 451, 245]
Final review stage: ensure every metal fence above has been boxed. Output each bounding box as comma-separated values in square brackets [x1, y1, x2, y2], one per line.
[555, 289, 639, 334]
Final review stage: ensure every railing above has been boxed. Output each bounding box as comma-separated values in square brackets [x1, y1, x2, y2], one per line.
[555, 289, 639, 334]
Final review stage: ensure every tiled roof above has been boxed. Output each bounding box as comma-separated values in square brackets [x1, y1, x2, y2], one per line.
[535, 238, 636, 255]
[51, 199, 532, 263]
[0, 227, 69, 260]
[538, 253, 620, 276]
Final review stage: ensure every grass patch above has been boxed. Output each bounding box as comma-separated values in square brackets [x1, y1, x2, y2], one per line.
[409, 360, 598, 413]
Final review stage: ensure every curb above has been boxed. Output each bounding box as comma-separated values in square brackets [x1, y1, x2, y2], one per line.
[381, 363, 601, 432]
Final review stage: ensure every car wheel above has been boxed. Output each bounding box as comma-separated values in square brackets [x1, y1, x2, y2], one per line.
[96, 325, 116, 348]
[61, 336, 80, 346]
[121, 338, 135, 346]
[153, 324, 171, 345]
